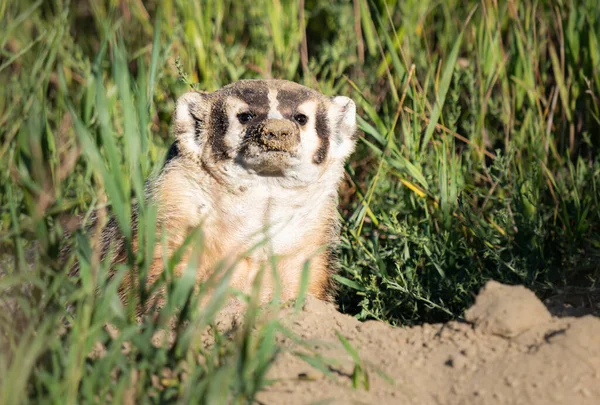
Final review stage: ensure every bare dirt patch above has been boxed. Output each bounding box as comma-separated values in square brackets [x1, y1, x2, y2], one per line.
[257, 280, 600, 405]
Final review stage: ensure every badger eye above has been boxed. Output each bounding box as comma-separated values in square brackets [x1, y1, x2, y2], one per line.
[294, 113, 308, 126]
[237, 112, 254, 124]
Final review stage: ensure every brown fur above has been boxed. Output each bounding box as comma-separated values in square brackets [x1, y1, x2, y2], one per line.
[87, 80, 356, 315]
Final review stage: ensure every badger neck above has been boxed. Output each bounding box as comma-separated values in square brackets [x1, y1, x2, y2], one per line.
[152, 155, 342, 258]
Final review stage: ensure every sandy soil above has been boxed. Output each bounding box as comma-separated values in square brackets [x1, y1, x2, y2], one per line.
[4, 268, 599, 404]
[253, 281, 600, 405]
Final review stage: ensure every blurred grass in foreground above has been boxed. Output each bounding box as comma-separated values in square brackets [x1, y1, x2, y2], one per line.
[0, 0, 599, 402]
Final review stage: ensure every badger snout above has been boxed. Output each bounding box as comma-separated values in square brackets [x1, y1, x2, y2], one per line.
[253, 119, 300, 152]
[239, 118, 303, 175]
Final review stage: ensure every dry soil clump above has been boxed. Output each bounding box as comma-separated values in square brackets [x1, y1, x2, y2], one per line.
[257, 280, 600, 405]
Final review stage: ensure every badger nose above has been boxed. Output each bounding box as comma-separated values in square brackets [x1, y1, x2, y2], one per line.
[257, 119, 300, 151]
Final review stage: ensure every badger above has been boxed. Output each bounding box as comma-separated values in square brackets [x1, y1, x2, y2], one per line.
[98, 79, 358, 313]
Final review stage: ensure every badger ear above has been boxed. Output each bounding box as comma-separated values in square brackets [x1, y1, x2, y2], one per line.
[171, 91, 210, 156]
[329, 96, 358, 160]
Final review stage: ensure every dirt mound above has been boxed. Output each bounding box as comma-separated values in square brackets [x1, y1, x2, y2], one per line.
[257, 280, 600, 405]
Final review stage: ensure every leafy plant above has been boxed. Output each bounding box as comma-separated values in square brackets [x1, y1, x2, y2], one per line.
[0, 0, 599, 403]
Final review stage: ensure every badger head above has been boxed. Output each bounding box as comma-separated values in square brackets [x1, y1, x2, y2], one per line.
[169, 79, 357, 186]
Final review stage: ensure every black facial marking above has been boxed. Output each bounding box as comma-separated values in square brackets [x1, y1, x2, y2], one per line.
[209, 98, 231, 160]
[208, 81, 273, 161]
[229, 82, 269, 110]
[313, 102, 330, 164]
[276, 88, 312, 118]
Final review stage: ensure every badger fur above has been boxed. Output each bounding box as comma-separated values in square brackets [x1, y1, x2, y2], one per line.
[95, 79, 358, 313]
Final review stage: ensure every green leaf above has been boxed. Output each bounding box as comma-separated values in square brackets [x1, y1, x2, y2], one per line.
[421, 27, 465, 153]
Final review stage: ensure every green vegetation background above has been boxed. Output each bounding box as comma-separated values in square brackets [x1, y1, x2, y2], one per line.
[1, 0, 599, 403]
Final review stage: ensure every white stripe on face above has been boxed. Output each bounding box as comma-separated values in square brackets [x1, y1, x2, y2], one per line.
[223, 98, 250, 151]
[267, 88, 283, 119]
[296, 100, 319, 156]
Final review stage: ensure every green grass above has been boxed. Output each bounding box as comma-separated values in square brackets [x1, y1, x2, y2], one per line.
[1, 0, 599, 403]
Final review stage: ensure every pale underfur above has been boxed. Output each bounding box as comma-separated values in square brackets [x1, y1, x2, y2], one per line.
[122, 80, 357, 310]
